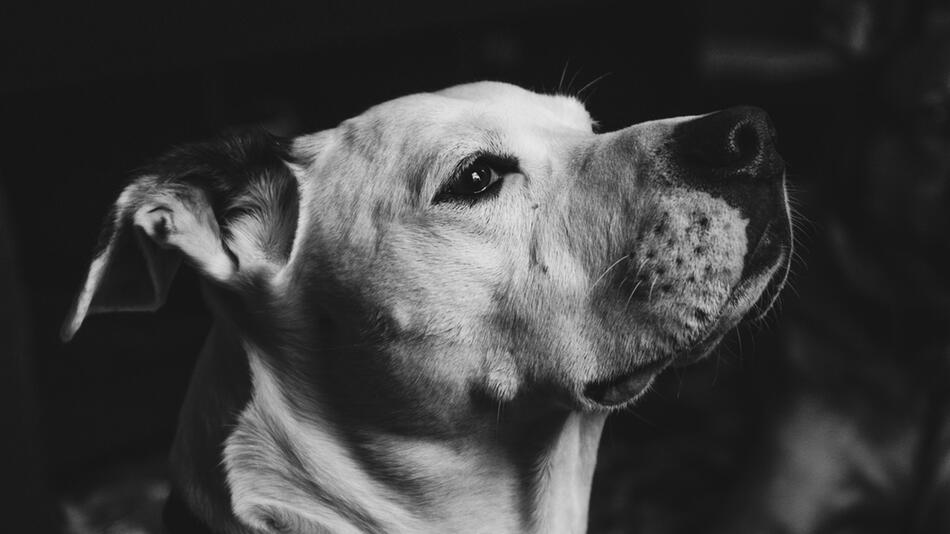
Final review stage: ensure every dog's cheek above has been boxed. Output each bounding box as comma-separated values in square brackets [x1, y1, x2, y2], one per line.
[371, 227, 500, 330]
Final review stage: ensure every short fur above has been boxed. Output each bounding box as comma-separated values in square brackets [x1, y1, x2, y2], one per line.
[65, 82, 791, 533]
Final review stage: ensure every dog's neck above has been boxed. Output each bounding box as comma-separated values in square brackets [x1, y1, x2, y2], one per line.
[170, 322, 606, 534]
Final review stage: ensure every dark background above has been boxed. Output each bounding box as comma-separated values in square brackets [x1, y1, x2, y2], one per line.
[3, 0, 948, 532]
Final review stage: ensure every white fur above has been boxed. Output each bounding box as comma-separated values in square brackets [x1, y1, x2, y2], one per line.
[66, 82, 791, 534]
[225, 352, 426, 534]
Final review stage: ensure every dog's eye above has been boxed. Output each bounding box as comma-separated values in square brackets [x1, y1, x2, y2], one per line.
[434, 154, 519, 204]
[446, 161, 501, 196]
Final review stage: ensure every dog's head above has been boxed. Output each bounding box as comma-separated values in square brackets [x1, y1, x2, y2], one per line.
[65, 82, 790, 427]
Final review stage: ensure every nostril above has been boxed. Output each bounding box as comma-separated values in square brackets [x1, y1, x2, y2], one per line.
[673, 106, 779, 178]
[730, 121, 761, 165]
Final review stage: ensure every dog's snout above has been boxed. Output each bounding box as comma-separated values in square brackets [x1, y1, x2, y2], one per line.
[657, 106, 788, 282]
[675, 106, 781, 180]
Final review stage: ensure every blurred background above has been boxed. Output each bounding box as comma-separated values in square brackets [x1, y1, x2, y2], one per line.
[2, 0, 950, 532]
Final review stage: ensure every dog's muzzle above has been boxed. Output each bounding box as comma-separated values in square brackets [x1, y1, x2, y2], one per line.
[672, 106, 791, 359]
[673, 106, 787, 265]
[581, 107, 792, 408]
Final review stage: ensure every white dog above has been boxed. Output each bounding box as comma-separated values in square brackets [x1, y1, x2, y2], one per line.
[64, 82, 791, 534]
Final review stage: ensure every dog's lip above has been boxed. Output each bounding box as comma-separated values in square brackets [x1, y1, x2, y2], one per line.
[582, 358, 669, 408]
[674, 322, 732, 366]
[674, 232, 790, 367]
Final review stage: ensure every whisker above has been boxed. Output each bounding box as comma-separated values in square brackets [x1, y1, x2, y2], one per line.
[557, 59, 571, 94]
[625, 280, 643, 310]
[589, 254, 630, 293]
[576, 72, 612, 100]
[567, 68, 582, 95]
[634, 258, 648, 279]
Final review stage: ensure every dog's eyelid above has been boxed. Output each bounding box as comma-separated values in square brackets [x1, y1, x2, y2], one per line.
[430, 152, 520, 204]
[453, 152, 519, 176]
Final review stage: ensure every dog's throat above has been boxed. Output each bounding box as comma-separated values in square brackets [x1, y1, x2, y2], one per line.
[219, 350, 607, 533]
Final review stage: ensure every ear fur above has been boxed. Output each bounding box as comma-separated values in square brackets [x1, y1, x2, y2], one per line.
[62, 129, 299, 341]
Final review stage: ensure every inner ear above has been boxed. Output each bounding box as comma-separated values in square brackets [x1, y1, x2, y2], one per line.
[86, 207, 181, 311]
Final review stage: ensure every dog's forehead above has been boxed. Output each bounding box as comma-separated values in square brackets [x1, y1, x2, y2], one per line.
[436, 81, 593, 129]
[358, 82, 593, 137]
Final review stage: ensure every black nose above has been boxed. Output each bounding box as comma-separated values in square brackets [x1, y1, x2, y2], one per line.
[666, 106, 787, 278]
[673, 106, 782, 180]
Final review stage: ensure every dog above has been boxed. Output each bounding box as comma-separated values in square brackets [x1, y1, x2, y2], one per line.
[62, 82, 792, 534]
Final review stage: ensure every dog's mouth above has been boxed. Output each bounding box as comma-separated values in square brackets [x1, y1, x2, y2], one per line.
[582, 357, 669, 408]
[675, 215, 792, 366]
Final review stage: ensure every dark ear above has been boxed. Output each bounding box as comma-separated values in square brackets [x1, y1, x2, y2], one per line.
[62, 130, 299, 341]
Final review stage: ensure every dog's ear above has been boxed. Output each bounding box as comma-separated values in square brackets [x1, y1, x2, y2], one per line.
[62, 130, 299, 341]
